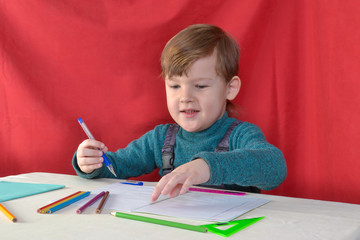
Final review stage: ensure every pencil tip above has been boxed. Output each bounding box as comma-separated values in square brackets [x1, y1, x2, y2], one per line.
[108, 166, 117, 177]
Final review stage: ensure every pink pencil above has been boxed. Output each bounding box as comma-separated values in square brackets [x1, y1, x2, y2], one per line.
[188, 188, 245, 196]
[76, 191, 105, 214]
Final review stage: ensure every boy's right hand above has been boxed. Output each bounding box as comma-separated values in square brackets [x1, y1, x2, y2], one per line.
[76, 139, 108, 174]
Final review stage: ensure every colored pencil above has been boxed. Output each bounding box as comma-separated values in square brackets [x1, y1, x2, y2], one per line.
[188, 187, 246, 196]
[111, 212, 207, 233]
[47, 191, 90, 214]
[76, 191, 105, 214]
[96, 191, 109, 214]
[40, 191, 86, 213]
[0, 203, 17, 223]
[37, 191, 82, 213]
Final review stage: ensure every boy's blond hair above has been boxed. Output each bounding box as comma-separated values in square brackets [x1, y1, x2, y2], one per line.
[161, 24, 240, 83]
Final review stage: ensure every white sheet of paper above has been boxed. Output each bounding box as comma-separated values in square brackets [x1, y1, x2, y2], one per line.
[75, 182, 269, 222]
[133, 191, 269, 222]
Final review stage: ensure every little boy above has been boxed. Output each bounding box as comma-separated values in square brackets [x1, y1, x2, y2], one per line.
[73, 24, 287, 201]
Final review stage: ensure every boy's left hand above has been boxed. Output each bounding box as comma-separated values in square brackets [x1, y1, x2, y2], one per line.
[151, 158, 210, 202]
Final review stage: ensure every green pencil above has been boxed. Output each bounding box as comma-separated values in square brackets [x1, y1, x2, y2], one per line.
[110, 212, 207, 233]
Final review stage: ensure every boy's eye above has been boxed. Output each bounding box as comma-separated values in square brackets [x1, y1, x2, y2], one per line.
[196, 85, 208, 89]
[169, 85, 180, 89]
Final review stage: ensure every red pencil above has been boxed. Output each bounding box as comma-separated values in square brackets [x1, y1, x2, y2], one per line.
[37, 191, 82, 213]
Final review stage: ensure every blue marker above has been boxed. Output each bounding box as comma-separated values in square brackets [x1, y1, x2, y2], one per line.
[78, 118, 117, 177]
[121, 181, 143, 186]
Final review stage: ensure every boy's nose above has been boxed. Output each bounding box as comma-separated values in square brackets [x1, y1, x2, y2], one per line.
[180, 87, 194, 103]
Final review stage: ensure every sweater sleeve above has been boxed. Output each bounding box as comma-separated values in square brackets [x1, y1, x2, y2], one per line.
[72, 125, 168, 179]
[192, 122, 287, 190]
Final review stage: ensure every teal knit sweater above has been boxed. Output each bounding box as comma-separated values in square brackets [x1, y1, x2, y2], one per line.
[73, 113, 287, 190]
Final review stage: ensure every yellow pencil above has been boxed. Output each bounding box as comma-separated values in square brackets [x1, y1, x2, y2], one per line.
[40, 191, 86, 213]
[0, 203, 17, 223]
[37, 191, 82, 213]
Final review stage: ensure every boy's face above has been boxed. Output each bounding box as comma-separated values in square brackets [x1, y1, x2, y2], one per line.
[165, 53, 237, 132]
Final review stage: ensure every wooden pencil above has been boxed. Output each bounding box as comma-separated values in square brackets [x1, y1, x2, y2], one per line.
[96, 191, 109, 214]
[48, 191, 90, 214]
[40, 191, 85, 213]
[37, 191, 82, 213]
[0, 203, 17, 223]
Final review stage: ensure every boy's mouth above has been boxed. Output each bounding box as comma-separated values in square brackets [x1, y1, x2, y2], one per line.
[181, 110, 199, 113]
[180, 109, 199, 117]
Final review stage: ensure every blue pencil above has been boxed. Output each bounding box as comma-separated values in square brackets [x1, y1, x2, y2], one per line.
[47, 191, 90, 213]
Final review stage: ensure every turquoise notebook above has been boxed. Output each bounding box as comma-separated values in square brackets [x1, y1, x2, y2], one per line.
[0, 181, 65, 202]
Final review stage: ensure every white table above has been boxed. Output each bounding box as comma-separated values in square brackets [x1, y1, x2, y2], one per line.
[0, 172, 359, 240]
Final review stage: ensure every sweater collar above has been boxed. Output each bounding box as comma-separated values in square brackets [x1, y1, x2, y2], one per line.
[179, 112, 229, 140]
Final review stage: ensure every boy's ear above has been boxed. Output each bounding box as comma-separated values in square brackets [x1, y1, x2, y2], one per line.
[226, 76, 241, 101]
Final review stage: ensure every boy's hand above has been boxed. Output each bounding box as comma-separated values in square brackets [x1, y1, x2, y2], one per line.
[151, 158, 210, 202]
[76, 139, 108, 174]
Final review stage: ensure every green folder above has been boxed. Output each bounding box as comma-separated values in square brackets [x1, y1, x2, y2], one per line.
[0, 181, 65, 202]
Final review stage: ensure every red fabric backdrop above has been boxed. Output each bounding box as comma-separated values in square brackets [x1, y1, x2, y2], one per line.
[1, 1, 359, 204]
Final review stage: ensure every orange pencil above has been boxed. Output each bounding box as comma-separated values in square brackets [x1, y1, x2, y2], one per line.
[0, 203, 17, 223]
[40, 191, 85, 214]
[37, 191, 82, 213]
[96, 191, 109, 214]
